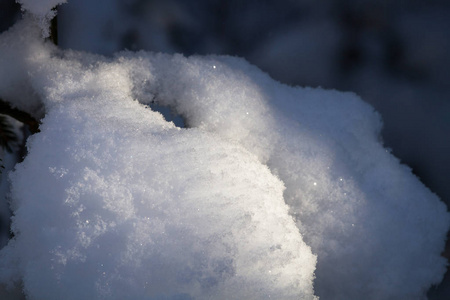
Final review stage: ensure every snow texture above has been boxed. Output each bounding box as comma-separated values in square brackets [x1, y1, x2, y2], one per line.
[0, 116, 24, 250]
[126, 51, 450, 300]
[0, 13, 448, 300]
[0, 18, 317, 300]
[16, 0, 66, 37]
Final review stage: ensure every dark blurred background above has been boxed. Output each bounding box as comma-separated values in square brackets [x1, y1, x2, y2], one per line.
[1, 0, 449, 298]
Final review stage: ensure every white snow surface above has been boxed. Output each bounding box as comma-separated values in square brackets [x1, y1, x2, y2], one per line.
[0, 16, 448, 300]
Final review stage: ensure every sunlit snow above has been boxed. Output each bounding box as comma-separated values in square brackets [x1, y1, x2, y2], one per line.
[0, 3, 448, 300]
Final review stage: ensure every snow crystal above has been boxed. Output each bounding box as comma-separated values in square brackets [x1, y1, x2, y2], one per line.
[0, 13, 448, 300]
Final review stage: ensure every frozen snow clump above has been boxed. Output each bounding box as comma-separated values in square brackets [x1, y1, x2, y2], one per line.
[0, 18, 317, 300]
[120, 48, 450, 300]
[0, 14, 448, 300]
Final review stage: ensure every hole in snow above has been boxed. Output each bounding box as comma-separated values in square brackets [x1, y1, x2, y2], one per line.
[147, 103, 186, 128]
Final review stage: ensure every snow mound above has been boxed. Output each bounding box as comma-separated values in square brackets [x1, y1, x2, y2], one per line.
[0, 16, 448, 300]
[124, 51, 450, 299]
[0, 18, 316, 300]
